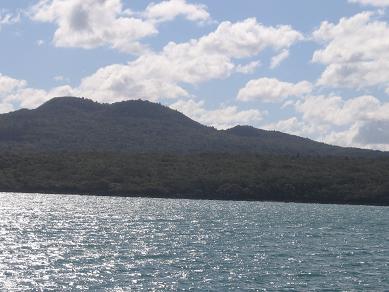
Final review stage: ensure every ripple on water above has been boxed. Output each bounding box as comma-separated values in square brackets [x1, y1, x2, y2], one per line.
[0, 193, 388, 291]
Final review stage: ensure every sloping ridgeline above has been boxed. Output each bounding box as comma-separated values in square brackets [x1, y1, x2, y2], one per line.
[0, 96, 388, 205]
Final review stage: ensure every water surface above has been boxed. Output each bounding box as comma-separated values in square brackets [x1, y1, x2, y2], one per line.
[0, 193, 388, 290]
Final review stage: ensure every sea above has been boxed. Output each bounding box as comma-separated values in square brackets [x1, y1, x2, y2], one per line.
[0, 193, 388, 291]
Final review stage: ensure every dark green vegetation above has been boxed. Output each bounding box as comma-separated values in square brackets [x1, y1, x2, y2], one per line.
[1, 152, 389, 205]
[1, 96, 388, 205]
[0, 96, 385, 156]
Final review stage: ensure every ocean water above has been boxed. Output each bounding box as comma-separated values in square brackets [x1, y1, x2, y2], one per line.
[0, 193, 388, 291]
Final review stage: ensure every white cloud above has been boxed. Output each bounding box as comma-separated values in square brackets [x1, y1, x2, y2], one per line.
[1, 18, 302, 107]
[264, 93, 389, 150]
[78, 63, 189, 102]
[264, 117, 328, 138]
[199, 18, 303, 59]
[0, 73, 27, 95]
[365, 102, 389, 120]
[236, 61, 261, 74]
[30, 0, 157, 53]
[312, 12, 389, 91]
[323, 123, 360, 148]
[348, 0, 389, 7]
[237, 78, 312, 102]
[270, 49, 289, 69]
[288, 94, 389, 150]
[324, 121, 389, 151]
[4, 85, 75, 109]
[0, 102, 14, 114]
[77, 18, 303, 102]
[295, 95, 380, 126]
[353, 120, 389, 147]
[36, 39, 45, 46]
[143, 0, 210, 24]
[0, 73, 26, 113]
[0, 10, 20, 30]
[0, 73, 75, 111]
[29, 0, 214, 54]
[170, 99, 264, 129]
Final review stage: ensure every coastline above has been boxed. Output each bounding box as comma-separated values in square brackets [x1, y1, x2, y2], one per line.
[2, 189, 388, 207]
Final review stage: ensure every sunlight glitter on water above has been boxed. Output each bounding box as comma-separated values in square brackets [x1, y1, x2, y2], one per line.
[0, 193, 388, 290]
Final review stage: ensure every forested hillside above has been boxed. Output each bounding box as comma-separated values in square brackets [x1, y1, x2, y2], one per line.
[0, 96, 385, 157]
[1, 152, 388, 205]
[0, 96, 388, 205]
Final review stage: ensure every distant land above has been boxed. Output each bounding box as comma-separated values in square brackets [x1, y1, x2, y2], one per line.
[0, 96, 388, 206]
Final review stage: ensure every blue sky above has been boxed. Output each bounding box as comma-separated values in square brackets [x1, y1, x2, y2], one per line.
[1, 0, 389, 150]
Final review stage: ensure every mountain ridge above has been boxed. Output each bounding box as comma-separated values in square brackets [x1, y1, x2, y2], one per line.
[1, 96, 389, 205]
[0, 96, 385, 157]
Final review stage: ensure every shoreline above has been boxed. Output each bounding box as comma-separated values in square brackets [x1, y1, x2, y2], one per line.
[2, 189, 388, 207]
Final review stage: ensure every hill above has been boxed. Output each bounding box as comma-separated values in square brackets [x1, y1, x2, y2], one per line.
[0, 96, 388, 205]
[0, 96, 385, 157]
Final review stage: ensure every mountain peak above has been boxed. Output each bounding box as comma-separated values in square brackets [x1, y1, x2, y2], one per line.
[33, 96, 203, 128]
[38, 96, 103, 112]
[226, 125, 269, 137]
[0, 96, 385, 157]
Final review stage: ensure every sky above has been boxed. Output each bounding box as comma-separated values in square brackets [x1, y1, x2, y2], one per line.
[1, 0, 389, 150]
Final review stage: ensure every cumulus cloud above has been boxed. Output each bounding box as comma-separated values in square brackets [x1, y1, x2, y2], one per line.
[237, 78, 312, 102]
[0, 73, 27, 95]
[354, 120, 389, 145]
[78, 63, 189, 102]
[263, 93, 389, 150]
[0, 102, 14, 114]
[264, 117, 328, 139]
[270, 49, 289, 69]
[143, 0, 210, 24]
[292, 94, 389, 150]
[170, 99, 264, 129]
[348, 0, 389, 7]
[295, 95, 380, 126]
[312, 12, 389, 91]
[77, 18, 302, 102]
[1, 17, 303, 107]
[200, 18, 303, 59]
[324, 121, 389, 151]
[0, 72, 75, 111]
[30, 0, 157, 53]
[29, 0, 214, 53]
[5, 85, 75, 109]
[0, 73, 25, 113]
